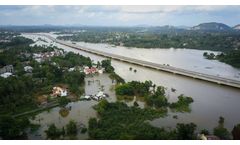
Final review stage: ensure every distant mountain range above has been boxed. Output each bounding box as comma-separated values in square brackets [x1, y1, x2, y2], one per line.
[191, 22, 231, 31]
[1, 22, 240, 33]
[233, 24, 240, 30]
[133, 22, 240, 33]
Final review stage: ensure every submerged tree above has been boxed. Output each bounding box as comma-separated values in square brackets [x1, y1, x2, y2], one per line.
[176, 123, 197, 140]
[101, 59, 114, 73]
[45, 124, 62, 139]
[0, 116, 29, 139]
[232, 124, 240, 140]
[213, 116, 230, 140]
[58, 96, 70, 107]
[66, 120, 78, 136]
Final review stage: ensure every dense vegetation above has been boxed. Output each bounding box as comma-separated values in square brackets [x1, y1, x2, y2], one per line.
[232, 123, 240, 140]
[115, 81, 194, 110]
[175, 123, 197, 140]
[51, 52, 92, 68]
[169, 95, 194, 112]
[216, 50, 240, 68]
[203, 50, 240, 68]
[213, 116, 231, 139]
[66, 120, 78, 136]
[101, 59, 114, 73]
[100, 59, 125, 84]
[58, 27, 240, 68]
[0, 36, 33, 49]
[2, 25, 240, 52]
[88, 100, 240, 140]
[88, 100, 199, 140]
[0, 38, 42, 115]
[203, 52, 216, 60]
[115, 81, 153, 97]
[58, 97, 70, 107]
[55, 25, 240, 68]
[58, 30, 240, 52]
[0, 76, 37, 115]
[109, 72, 125, 84]
[0, 115, 30, 139]
[45, 120, 79, 139]
[145, 86, 168, 108]
[45, 124, 64, 139]
[0, 38, 92, 116]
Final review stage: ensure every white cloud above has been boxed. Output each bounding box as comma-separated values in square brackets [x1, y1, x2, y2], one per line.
[120, 5, 183, 13]
[0, 5, 239, 26]
[118, 13, 144, 22]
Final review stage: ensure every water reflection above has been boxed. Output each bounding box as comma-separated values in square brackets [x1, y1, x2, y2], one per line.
[59, 107, 70, 118]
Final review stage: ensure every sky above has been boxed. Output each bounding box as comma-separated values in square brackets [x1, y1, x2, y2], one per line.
[0, 5, 240, 27]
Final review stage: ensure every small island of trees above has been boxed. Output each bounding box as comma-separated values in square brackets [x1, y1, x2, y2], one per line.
[203, 50, 240, 68]
[115, 80, 194, 111]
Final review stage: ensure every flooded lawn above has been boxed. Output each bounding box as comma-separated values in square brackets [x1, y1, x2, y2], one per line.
[28, 74, 116, 139]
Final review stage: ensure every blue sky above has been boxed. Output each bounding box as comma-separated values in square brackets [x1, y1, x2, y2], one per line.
[0, 5, 240, 26]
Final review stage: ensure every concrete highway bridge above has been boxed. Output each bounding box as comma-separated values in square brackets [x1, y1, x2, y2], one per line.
[34, 33, 240, 89]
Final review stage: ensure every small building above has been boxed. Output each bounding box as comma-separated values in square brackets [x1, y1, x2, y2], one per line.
[33, 53, 41, 58]
[198, 134, 220, 140]
[0, 65, 14, 74]
[52, 86, 68, 97]
[24, 66, 33, 73]
[35, 58, 43, 63]
[84, 66, 99, 75]
[0, 72, 13, 78]
[205, 135, 220, 140]
[68, 67, 75, 72]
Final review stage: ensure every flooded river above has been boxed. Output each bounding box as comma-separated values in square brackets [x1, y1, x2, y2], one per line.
[23, 33, 240, 139]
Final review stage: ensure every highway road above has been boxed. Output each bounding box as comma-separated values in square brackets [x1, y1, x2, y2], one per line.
[34, 33, 240, 89]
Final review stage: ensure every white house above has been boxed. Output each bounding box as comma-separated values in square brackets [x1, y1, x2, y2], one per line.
[24, 66, 33, 73]
[68, 67, 75, 72]
[35, 58, 42, 63]
[0, 72, 13, 78]
[0, 65, 14, 74]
